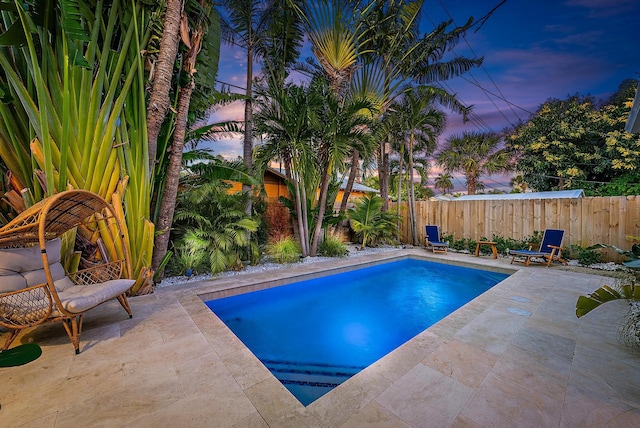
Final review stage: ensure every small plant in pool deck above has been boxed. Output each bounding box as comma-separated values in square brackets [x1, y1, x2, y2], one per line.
[266, 236, 302, 264]
[348, 194, 399, 249]
[172, 245, 206, 277]
[318, 235, 348, 257]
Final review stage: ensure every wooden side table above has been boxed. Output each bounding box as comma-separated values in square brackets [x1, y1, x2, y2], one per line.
[475, 241, 498, 259]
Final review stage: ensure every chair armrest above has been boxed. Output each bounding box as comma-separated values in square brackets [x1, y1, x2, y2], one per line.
[68, 260, 125, 286]
[548, 244, 564, 256]
[0, 283, 52, 328]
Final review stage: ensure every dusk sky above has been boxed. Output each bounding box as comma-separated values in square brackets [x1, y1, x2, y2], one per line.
[205, 0, 640, 192]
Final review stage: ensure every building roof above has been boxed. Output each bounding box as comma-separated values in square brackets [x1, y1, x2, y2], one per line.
[267, 168, 379, 194]
[342, 180, 379, 194]
[432, 189, 585, 201]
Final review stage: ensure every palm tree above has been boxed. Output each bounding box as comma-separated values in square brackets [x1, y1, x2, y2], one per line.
[295, 0, 373, 220]
[358, 0, 480, 210]
[219, 0, 272, 205]
[309, 85, 375, 256]
[152, 1, 220, 274]
[391, 87, 444, 244]
[436, 131, 512, 195]
[146, 0, 184, 170]
[434, 173, 454, 194]
[255, 0, 305, 93]
[347, 193, 398, 249]
[254, 83, 320, 257]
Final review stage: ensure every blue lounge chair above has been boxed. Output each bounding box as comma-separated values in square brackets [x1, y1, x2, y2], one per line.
[425, 225, 449, 254]
[509, 229, 568, 267]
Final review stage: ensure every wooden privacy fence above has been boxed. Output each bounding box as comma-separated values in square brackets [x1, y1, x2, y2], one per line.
[396, 196, 640, 250]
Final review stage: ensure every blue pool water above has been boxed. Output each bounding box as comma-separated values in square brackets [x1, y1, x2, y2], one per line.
[205, 258, 508, 405]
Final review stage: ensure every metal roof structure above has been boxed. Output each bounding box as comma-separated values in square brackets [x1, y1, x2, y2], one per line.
[267, 167, 379, 194]
[432, 189, 585, 201]
[342, 180, 379, 194]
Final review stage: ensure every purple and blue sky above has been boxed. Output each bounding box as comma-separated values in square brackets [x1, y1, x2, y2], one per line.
[206, 0, 640, 192]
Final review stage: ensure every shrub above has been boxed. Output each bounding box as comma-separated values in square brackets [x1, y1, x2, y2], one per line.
[165, 244, 206, 277]
[440, 233, 474, 252]
[492, 235, 523, 255]
[565, 244, 603, 265]
[348, 194, 399, 248]
[318, 235, 348, 257]
[266, 236, 301, 264]
[170, 180, 259, 274]
[264, 200, 290, 241]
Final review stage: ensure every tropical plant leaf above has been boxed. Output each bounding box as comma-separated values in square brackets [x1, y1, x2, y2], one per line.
[60, 0, 91, 41]
[576, 284, 637, 317]
[0, 20, 27, 46]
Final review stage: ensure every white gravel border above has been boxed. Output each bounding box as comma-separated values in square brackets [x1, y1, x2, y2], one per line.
[156, 244, 404, 289]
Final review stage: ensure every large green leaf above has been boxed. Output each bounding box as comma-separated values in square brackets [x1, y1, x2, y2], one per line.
[576, 284, 638, 317]
[0, 20, 27, 46]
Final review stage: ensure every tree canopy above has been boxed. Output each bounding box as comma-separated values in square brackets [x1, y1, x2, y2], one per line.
[507, 80, 640, 195]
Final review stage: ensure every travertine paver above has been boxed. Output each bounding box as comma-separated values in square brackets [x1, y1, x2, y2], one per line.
[1, 249, 639, 427]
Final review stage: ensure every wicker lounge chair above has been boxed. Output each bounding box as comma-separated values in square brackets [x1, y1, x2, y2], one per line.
[0, 190, 134, 354]
[509, 229, 568, 267]
[425, 225, 449, 254]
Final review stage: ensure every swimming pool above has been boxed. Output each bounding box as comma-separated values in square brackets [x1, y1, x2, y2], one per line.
[205, 258, 509, 405]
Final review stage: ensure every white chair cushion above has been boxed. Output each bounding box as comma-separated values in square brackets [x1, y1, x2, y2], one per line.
[0, 238, 62, 272]
[0, 273, 27, 293]
[57, 279, 135, 313]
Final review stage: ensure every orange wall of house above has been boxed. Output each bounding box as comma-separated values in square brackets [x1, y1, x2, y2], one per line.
[337, 189, 366, 202]
[264, 182, 289, 199]
[225, 178, 289, 200]
[226, 181, 243, 193]
[227, 176, 366, 204]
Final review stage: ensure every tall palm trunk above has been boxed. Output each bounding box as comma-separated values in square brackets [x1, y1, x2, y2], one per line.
[152, 80, 194, 272]
[396, 150, 404, 241]
[379, 136, 391, 211]
[467, 171, 477, 195]
[152, 1, 208, 274]
[407, 133, 418, 245]
[339, 149, 359, 212]
[298, 171, 311, 256]
[292, 172, 309, 257]
[147, 0, 183, 170]
[243, 42, 254, 213]
[310, 163, 331, 256]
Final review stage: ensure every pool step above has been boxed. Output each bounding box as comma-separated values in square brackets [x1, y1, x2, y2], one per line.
[263, 359, 364, 388]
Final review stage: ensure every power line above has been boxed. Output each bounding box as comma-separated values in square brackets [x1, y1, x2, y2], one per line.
[425, 10, 516, 129]
[215, 79, 247, 92]
[456, 75, 534, 116]
[436, 81, 494, 133]
[423, 7, 531, 130]
[436, 0, 524, 122]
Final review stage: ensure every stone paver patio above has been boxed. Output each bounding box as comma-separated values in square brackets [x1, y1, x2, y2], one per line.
[1, 249, 639, 427]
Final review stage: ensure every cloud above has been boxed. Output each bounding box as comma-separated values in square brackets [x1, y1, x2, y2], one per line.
[209, 101, 245, 122]
[565, 0, 638, 16]
[197, 135, 243, 160]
